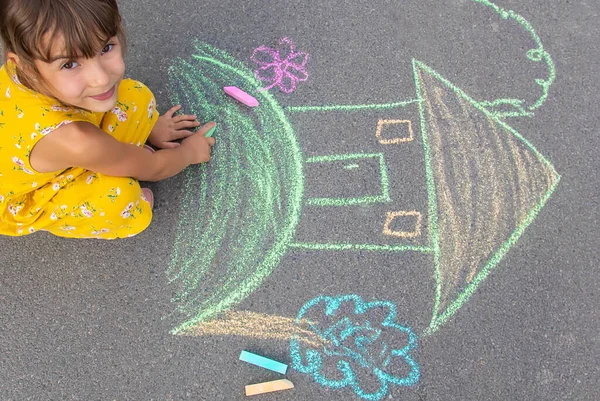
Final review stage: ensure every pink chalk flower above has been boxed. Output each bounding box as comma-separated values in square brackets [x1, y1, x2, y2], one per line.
[252, 37, 309, 94]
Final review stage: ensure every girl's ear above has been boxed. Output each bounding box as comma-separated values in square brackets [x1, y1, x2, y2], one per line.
[6, 52, 20, 66]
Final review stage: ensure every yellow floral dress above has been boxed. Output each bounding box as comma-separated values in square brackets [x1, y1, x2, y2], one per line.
[0, 61, 158, 239]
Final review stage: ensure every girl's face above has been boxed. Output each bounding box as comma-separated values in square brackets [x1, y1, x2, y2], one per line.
[33, 35, 125, 112]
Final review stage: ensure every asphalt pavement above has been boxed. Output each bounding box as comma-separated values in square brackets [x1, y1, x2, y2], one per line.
[1, 0, 599, 400]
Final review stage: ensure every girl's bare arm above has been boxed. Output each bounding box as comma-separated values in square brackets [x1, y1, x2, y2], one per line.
[29, 121, 216, 181]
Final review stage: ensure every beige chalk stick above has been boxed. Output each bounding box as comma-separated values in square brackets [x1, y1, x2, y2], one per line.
[245, 379, 294, 396]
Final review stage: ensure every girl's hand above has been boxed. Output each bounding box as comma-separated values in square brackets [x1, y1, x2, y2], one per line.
[148, 105, 201, 149]
[181, 122, 216, 164]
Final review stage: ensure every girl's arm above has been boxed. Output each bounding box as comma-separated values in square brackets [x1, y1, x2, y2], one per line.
[29, 121, 216, 182]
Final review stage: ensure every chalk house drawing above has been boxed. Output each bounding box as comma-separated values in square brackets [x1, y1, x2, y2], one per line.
[165, 1, 559, 399]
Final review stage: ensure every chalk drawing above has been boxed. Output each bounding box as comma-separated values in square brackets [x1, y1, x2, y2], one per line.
[472, 0, 555, 118]
[290, 295, 419, 401]
[304, 153, 392, 206]
[412, 60, 560, 334]
[252, 37, 309, 94]
[166, 41, 303, 333]
[165, 0, 560, 398]
[375, 119, 414, 144]
[382, 211, 422, 239]
[167, 11, 558, 334]
[179, 311, 327, 348]
[167, 54, 559, 329]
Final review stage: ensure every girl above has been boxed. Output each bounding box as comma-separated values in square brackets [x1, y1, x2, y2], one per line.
[0, 0, 215, 239]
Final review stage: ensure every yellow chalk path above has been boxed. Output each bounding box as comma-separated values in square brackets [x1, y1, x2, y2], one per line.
[177, 311, 327, 348]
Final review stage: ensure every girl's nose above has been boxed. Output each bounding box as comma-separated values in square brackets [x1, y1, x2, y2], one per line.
[86, 60, 111, 88]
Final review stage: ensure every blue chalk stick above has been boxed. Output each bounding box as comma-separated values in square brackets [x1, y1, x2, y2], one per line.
[239, 350, 288, 374]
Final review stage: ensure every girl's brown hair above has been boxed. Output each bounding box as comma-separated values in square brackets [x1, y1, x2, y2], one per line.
[0, 0, 126, 93]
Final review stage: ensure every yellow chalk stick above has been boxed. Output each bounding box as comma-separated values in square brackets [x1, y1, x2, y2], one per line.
[245, 379, 294, 396]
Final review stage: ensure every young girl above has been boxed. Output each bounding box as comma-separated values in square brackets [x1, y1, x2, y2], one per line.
[0, 0, 215, 239]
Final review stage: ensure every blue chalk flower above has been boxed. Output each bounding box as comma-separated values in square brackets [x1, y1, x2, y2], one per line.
[290, 295, 420, 401]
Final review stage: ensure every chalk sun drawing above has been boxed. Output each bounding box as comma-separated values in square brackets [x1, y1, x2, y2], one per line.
[252, 37, 309, 94]
[166, 0, 559, 398]
[291, 295, 419, 401]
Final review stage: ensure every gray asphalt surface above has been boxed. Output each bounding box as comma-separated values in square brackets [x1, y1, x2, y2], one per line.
[1, 0, 599, 400]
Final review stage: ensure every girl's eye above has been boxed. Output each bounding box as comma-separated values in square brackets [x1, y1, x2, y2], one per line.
[101, 43, 114, 54]
[61, 61, 78, 70]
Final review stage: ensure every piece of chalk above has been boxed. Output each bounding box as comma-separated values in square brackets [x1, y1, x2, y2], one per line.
[223, 86, 259, 107]
[245, 379, 294, 396]
[239, 350, 288, 374]
[205, 124, 217, 138]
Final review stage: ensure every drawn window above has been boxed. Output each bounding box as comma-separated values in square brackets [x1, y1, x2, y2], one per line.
[376, 119, 414, 144]
[383, 211, 422, 238]
[304, 153, 391, 206]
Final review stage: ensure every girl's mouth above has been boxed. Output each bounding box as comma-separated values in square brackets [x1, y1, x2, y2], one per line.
[90, 85, 116, 101]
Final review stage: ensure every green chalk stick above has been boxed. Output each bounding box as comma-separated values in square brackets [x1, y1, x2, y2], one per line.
[239, 350, 288, 374]
[205, 124, 217, 138]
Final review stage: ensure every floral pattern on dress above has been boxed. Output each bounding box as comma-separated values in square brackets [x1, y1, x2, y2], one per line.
[49, 174, 76, 192]
[11, 156, 34, 174]
[59, 223, 77, 232]
[80, 204, 94, 218]
[49, 205, 70, 221]
[111, 104, 128, 122]
[120, 202, 135, 218]
[131, 81, 144, 92]
[90, 227, 110, 236]
[148, 99, 155, 119]
[38, 120, 73, 136]
[7, 202, 23, 216]
[14, 134, 24, 149]
[107, 187, 121, 202]
[86, 173, 98, 185]
[14, 105, 24, 118]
